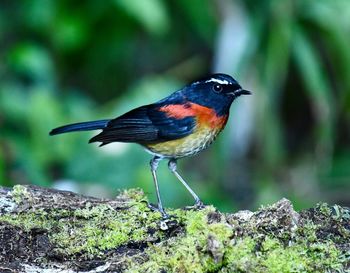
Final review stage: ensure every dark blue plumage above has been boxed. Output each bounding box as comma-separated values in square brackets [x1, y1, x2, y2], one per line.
[49, 120, 110, 135]
[89, 105, 195, 146]
[50, 73, 249, 147]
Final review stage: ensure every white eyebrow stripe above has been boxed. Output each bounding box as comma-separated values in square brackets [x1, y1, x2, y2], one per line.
[205, 78, 230, 85]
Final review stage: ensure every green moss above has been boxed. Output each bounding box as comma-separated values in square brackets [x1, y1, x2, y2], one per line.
[1, 211, 52, 230]
[260, 237, 342, 273]
[0, 189, 163, 257]
[308, 203, 350, 243]
[128, 205, 346, 273]
[128, 207, 234, 273]
[50, 203, 158, 256]
[130, 229, 343, 273]
[11, 184, 31, 203]
[118, 188, 148, 203]
[0, 187, 347, 272]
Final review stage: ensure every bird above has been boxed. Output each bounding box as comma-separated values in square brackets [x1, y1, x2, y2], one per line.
[50, 73, 251, 218]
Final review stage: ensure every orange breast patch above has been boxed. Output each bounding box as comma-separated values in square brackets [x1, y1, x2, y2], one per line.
[159, 103, 228, 129]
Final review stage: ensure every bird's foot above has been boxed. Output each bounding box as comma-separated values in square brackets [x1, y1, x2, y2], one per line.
[183, 200, 206, 211]
[159, 217, 179, 231]
[147, 202, 159, 212]
[147, 203, 179, 230]
[147, 203, 170, 219]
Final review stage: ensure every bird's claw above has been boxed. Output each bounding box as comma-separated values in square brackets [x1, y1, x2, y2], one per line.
[147, 203, 170, 219]
[194, 200, 205, 209]
[183, 200, 206, 211]
[147, 203, 159, 212]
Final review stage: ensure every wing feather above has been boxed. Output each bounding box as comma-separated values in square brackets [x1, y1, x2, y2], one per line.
[89, 105, 195, 145]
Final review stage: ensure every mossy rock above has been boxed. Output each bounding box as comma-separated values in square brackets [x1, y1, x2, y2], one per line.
[0, 185, 349, 272]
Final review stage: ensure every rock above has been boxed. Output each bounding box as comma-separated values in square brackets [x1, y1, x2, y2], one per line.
[0, 185, 349, 273]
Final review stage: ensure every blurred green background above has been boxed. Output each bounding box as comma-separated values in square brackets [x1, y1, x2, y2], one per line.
[1, 0, 350, 211]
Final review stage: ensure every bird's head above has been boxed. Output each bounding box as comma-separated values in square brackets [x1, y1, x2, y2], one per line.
[183, 73, 251, 116]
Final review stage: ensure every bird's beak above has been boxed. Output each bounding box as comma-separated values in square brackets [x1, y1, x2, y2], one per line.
[233, 89, 252, 97]
[229, 89, 252, 98]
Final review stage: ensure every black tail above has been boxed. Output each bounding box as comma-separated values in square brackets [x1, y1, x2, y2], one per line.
[49, 120, 110, 135]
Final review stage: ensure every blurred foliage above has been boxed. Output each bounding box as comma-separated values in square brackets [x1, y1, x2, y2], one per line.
[0, 0, 349, 211]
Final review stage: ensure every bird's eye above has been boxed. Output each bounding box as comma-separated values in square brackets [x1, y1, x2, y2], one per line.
[213, 84, 223, 93]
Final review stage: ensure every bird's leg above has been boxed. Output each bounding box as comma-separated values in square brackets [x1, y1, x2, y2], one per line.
[168, 159, 204, 208]
[150, 156, 168, 218]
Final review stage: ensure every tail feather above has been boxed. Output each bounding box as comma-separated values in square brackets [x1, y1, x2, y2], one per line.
[49, 120, 110, 135]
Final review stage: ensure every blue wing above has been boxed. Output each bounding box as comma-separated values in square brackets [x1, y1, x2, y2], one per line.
[89, 104, 195, 146]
